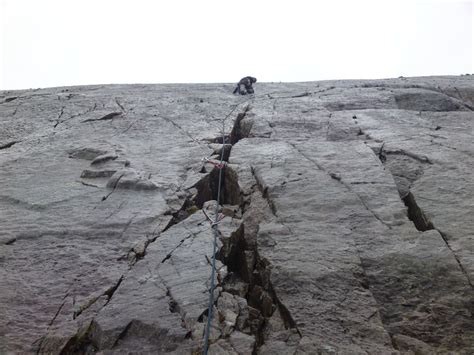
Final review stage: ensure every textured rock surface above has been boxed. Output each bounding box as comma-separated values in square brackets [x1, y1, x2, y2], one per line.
[1, 76, 473, 354]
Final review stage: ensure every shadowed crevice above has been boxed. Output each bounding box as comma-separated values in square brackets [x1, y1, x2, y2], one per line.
[402, 192, 434, 232]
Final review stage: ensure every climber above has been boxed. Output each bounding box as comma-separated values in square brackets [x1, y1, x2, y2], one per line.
[233, 76, 257, 95]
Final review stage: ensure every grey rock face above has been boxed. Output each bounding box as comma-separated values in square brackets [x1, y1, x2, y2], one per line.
[1, 76, 473, 354]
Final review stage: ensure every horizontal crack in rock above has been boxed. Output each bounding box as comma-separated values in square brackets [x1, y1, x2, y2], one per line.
[0, 141, 19, 150]
[82, 111, 122, 123]
[3, 96, 18, 103]
[385, 149, 433, 165]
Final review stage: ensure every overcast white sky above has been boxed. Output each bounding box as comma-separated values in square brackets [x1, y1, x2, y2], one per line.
[0, 0, 472, 90]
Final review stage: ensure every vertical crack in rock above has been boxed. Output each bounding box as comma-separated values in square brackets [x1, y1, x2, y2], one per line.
[402, 192, 434, 232]
[100, 173, 125, 202]
[437, 230, 473, 288]
[118, 216, 136, 240]
[192, 166, 242, 209]
[230, 105, 251, 145]
[211, 165, 301, 352]
[111, 321, 133, 349]
[12, 101, 23, 116]
[118, 117, 140, 134]
[102, 276, 124, 305]
[403, 192, 473, 287]
[35, 292, 71, 353]
[163, 284, 191, 339]
[229, 168, 301, 353]
[289, 142, 392, 229]
[209, 144, 232, 163]
[374, 146, 473, 288]
[54, 107, 65, 128]
[48, 296, 68, 327]
[157, 115, 200, 144]
[166, 287, 179, 314]
[56, 103, 98, 128]
[378, 142, 387, 163]
[179, 105, 301, 352]
[115, 97, 126, 112]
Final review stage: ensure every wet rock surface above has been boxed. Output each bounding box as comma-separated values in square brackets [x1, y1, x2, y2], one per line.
[1, 76, 473, 354]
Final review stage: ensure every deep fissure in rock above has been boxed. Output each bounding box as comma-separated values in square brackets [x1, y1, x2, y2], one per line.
[208, 135, 231, 144]
[217, 187, 300, 351]
[195, 105, 299, 351]
[373, 144, 431, 230]
[192, 166, 242, 209]
[214, 144, 232, 162]
[230, 105, 251, 145]
[402, 192, 472, 287]
[402, 192, 434, 231]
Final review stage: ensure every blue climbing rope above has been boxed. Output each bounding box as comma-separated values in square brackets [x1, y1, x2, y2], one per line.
[202, 114, 226, 355]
